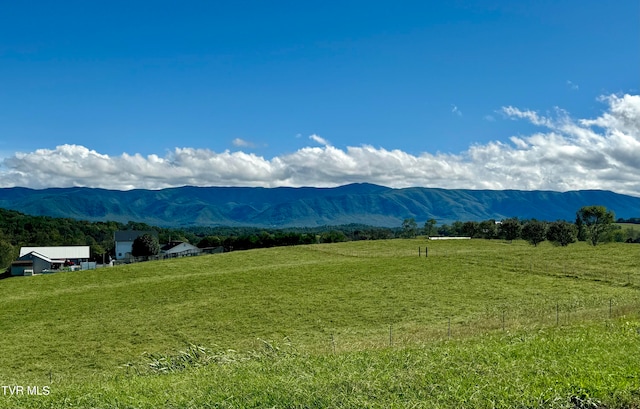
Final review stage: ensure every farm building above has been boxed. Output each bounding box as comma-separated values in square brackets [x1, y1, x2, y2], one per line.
[10, 252, 52, 276]
[19, 246, 90, 263]
[12, 246, 90, 276]
[161, 241, 201, 258]
[114, 230, 157, 260]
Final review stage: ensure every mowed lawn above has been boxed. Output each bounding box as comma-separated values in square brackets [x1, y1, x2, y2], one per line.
[0, 239, 639, 408]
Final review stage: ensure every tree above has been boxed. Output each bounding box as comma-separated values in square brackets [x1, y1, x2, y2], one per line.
[521, 219, 547, 247]
[401, 218, 418, 238]
[450, 221, 464, 236]
[462, 221, 480, 238]
[319, 230, 347, 243]
[424, 219, 437, 237]
[198, 235, 222, 248]
[478, 220, 498, 239]
[575, 206, 615, 246]
[498, 218, 522, 243]
[0, 240, 16, 270]
[575, 214, 587, 241]
[546, 220, 577, 246]
[131, 234, 160, 257]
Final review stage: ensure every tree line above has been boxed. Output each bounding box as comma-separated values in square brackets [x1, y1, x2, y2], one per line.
[1, 205, 638, 270]
[0, 208, 398, 268]
[402, 205, 639, 246]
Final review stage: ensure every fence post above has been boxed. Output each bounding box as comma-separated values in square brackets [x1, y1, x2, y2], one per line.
[609, 299, 612, 319]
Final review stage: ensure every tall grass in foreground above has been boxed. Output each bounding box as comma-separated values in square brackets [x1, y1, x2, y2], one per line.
[3, 320, 640, 408]
[0, 239, 639, 407]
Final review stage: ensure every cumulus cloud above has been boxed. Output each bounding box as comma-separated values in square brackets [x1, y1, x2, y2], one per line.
[1, 94, 639, 196]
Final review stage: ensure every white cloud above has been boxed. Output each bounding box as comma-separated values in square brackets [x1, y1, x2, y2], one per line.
[451, 105, 462, 116]
[232, 138, 255, 148]
[1, 94, 639, 197]
[567, 80, 579, 90]
[309, 134, 330, 146]
[501, 106, 553, 127]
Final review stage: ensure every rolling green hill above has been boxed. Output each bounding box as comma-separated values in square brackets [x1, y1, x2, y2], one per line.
[0, 239, 639, 408]
[1, 183, 639, 227]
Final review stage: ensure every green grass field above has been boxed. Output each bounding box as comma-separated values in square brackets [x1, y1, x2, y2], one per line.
[618, 223, 640, 239]
[1, 239, 639, 408]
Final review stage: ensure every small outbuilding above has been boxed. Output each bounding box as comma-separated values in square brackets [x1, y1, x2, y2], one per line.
[11, 251, 54, 275]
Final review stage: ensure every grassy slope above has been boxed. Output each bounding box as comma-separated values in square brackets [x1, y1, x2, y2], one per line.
[617, 223, 640, 229]
[1, 239, 639, 408]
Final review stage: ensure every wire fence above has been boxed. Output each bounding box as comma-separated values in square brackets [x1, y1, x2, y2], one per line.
[321, 298, 640, 353]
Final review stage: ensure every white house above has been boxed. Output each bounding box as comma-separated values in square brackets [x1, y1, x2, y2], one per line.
[114, 231, 157, 260]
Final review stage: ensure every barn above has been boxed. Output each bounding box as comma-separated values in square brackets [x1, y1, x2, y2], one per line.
[11, 246, 91, 276]
[11, 251, 54, 275]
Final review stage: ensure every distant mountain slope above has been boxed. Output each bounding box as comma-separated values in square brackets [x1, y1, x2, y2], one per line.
[0, 184, 638, 227]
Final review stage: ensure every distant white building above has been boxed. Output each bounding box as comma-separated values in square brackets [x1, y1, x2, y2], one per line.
[19, 246, 90, 262]
[161, 241, 201, 258]
[12, 246, 91, 276]
[114, 231, 157, 260]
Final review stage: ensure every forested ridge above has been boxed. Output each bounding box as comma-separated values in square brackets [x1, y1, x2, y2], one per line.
[2, 184, 640, 228]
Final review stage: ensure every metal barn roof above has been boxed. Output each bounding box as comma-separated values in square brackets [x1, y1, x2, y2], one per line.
[19, 246, 90, 260]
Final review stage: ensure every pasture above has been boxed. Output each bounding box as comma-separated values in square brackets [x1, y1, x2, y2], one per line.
[618, 223, 640, 231]
[0, 239, 639, 408]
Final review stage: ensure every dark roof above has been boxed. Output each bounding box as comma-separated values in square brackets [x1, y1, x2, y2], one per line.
[160, 241, 184, 251]
[114, 230, 158, 241]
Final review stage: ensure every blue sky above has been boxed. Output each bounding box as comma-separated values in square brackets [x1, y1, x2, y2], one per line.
[1, 1, 639, 194]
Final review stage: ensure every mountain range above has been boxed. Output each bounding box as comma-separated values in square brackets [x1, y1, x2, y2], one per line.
[0, 184, 638, 227]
